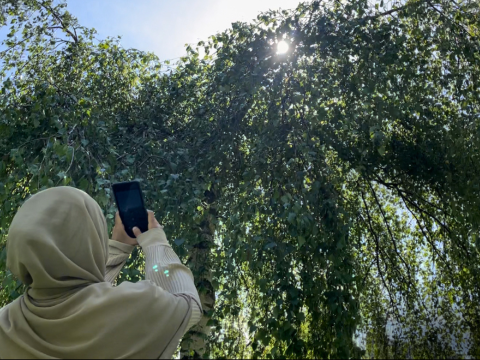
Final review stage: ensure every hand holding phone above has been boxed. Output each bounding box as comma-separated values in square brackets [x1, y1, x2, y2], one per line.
[112, 210, 162, 246]
[112, 211, 139, 246]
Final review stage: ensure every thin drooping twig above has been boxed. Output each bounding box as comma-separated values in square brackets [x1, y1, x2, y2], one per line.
[360, 189, 401, 323]
[361, 259, 376, 287]
[399, 192, 457, 278]
[65, 146, 75, 174]
[359, 185, 436, 321]
[400, 192, 473, 259]
[367, 181, 414, 287]
[358, 181, 416, 293]
[378, 175, 473, 265]
[373, 175, 445, 213]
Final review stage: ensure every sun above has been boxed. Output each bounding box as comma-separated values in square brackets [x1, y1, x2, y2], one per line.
[277, 40, 289, 54]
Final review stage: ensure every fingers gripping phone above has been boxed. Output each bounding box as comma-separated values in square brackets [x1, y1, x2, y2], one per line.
[112, 181, 149, 238]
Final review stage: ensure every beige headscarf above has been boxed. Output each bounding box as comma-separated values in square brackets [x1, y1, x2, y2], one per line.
[0, 187, 191, 359]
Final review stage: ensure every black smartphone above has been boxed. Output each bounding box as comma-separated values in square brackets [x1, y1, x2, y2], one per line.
[112, 181, 148, 238]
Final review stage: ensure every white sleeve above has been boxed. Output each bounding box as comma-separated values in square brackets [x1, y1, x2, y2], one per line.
[139, 229, 203, 333]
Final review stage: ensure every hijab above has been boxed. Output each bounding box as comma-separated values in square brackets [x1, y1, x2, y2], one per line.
[0, 187, 191, 359]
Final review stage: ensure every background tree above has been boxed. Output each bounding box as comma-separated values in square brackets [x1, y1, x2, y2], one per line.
[1, 0, 479, 358]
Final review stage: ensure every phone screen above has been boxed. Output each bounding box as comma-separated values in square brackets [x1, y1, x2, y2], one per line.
[112, 181, 148, 238]
[115, 189, 143, 212]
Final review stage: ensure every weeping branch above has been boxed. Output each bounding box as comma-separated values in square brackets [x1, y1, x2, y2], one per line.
[360, 188, 401, 323]
[367, 181, 414, 289]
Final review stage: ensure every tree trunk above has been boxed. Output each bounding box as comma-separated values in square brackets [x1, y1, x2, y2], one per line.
[180, 202, 216, 359]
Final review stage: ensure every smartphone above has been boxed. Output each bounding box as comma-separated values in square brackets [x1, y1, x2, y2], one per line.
[112, 181, 149, 238]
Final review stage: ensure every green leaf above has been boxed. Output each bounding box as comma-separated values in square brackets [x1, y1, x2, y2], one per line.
[174, 238, 185, 246]
[298, 236, 305, 247]
[126, 155, 135, 165]
[378, 145, 386, 156]
[287, 212, 296, 223]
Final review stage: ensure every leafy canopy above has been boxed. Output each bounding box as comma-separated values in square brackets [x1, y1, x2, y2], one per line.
[1, 0, 480, 358]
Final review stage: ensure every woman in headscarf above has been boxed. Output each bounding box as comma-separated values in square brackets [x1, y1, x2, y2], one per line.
[0, 186, 202, 359]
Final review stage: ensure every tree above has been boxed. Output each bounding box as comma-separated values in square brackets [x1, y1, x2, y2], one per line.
[1, 0, 480, 358]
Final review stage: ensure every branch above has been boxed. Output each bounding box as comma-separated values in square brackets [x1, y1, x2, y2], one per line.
[367, 3, 413, 19]
[45, 77, 77, 103]
[0, 33, 36, 57]
[65, 146, 75, 174]
[396, 190, 473, 259]
[358, 181, 415, 290]
[136, 155, 151, 171]
[425, 0, 471, 35]
[39, 3, 78, 44]
[400, 195, 456, 278]
[361, 259, 376, 287]
[374, 176, 452, 235]
[373, 176, 445, 213]
[367, 182, 415, 287]
[15, 137, 51, 152]
[360, 189, 401, 323]
[400, 191, 454, 237]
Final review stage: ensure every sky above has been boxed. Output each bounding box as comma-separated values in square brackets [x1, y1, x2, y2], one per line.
[65, 0, 304, 61]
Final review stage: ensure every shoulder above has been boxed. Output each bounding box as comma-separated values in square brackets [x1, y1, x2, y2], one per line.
[0, 296, 24, 326]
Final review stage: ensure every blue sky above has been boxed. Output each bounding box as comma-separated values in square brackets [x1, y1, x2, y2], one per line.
[66, 0, 303, 61]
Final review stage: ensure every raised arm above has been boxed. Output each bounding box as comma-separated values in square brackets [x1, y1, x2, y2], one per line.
[137, 227, 202, 331]
[105, 240, 134, 284]
[110, 211, 202, 333]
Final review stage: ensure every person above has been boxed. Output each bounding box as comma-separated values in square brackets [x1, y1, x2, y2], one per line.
[0, 186, 202, 359]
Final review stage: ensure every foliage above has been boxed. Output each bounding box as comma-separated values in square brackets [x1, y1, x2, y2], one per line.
[1, 0, 480, 358]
